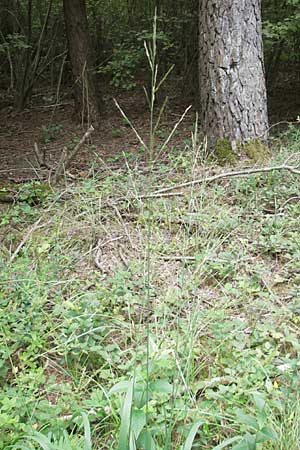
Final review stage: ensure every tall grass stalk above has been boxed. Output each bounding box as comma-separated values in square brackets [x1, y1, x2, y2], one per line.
[143, 7, 159, 435]
[112, 9, 199, 449]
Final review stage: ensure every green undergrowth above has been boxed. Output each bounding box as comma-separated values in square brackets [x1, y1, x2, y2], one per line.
[0, 126, 300, 449]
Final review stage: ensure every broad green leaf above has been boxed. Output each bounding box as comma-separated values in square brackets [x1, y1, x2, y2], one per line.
[37, 242, 51, 254]
[129, 432, 137, 450]
[137, 430, 156, 450]
[256, 426, 278, 443]
[252, 392, 266, 413]
[109, 380, 130, 394]
[131, 409, 146, 441]
[235, 409, 258, 430]
[133, 382, 148, 409]
[232, 433, 256, 450]
[182, 420, 204, 450]
[149, 379, 173, 394]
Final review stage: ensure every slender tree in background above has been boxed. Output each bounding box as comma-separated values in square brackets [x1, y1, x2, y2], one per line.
[63, 0, 101, 122]
[0, 0, 14, 38]
[199, 0, 269, 151]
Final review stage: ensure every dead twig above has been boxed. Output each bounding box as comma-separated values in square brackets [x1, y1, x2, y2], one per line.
[51, 125, 94, 184]
[112, 203, 135, 249]
[279, 196, 300, 210]
[33, 142, 51, 169]
[118, 246, 129, 268]
[259, 119, 300, 139]
[155, 105, 192, 160]
[113, 99, 148, 151]
[9, 217, 44, 263]
[157, 255, 197, 262]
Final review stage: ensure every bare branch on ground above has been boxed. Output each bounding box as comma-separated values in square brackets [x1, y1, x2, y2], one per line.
[140, 161, 300, 199]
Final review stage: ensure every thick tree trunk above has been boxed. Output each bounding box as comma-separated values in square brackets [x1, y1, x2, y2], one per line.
[63, 0, 101, 123]
[199, 0, 269, 151]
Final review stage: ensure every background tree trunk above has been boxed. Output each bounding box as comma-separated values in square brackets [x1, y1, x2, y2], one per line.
[199, 0, 269, 150]
[63, 0, 101, 123]
[0, 0, 15, 38]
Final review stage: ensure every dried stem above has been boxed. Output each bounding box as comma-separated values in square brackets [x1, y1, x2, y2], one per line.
[51, 125, 94, 184]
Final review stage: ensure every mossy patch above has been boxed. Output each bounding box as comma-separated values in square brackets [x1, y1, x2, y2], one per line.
[0, 185, 18, 202]
[213, 138, 270, 166]
[0, 182, 51, 204]
[214, 138, 237, 166]
[243, 139, 270, 163]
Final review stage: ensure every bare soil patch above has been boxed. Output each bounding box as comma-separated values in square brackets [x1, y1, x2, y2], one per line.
[0, 86, 193, 184]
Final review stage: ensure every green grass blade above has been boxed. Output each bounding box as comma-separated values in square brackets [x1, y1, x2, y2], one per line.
[211, 436, 243, 450]
[25, 433, 52, 450]
[13, 445, 33, 450]
[81, 412, 92, 450]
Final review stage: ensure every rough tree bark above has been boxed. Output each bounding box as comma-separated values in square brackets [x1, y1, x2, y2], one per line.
[63, 0, 101, 123]
[199, 0, 269, 151]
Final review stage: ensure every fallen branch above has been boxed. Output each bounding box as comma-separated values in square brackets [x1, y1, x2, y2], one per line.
[51, 125, 94, 184]
[141, 162, 300, 199]
[33, 142, 51, 169]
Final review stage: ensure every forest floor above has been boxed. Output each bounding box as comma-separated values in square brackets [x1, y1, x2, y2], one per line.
[0, 117, 300, 448]
[0, 70, 300, 449]
[0, 83, 194, 185]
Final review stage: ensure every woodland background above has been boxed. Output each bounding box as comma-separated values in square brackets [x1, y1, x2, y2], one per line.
[0, 0, 300, 181]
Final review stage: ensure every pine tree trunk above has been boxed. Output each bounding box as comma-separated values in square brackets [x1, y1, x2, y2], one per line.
[199, 0, 269, 151]
[63, 0, 101, 123]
